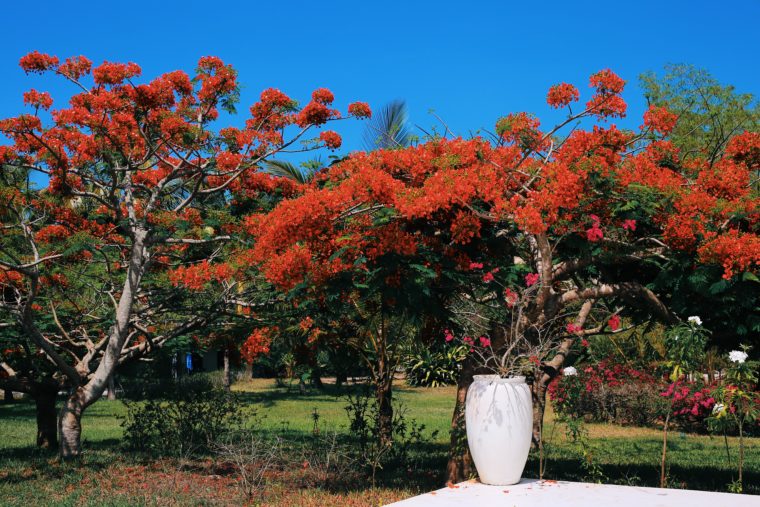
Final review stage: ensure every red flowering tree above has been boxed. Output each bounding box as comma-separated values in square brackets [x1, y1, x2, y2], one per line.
[243, 70, 759, 481]
[0, 52, 365, 458]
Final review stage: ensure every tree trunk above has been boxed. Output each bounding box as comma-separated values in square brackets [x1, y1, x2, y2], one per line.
[223, 348, 231, 392]
[376, 376, 394, 447]
[107, 375, 116, 401]
[531, 377, 548, 449]
[336, 371, 347, 389]
[35, 389, 58, 449]
[59, 388, 86, 460]
[531, 376, 550, 479]
[446, 355, 476, 484]
[312, 368, 324, 389]
[660, 411, 671, 487]
[738, 422, 744, 488]
[244, 361, 253, 381]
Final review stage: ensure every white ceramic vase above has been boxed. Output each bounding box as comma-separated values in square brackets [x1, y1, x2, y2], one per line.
[465, 374, 533, 485]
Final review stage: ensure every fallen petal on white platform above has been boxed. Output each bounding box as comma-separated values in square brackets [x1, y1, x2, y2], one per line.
[385, 479, 760, 507]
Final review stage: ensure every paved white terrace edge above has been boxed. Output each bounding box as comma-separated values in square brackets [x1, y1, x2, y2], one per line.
[385, 479, 760, 507]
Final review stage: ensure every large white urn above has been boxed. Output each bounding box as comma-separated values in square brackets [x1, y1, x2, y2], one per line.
[465, 375, 533, 485]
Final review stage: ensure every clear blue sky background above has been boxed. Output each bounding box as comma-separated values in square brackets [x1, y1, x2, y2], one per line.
[2, 0, 758, 182]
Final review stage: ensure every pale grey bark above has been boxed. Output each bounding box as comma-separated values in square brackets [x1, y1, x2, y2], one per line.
[57, 229, 148, 459]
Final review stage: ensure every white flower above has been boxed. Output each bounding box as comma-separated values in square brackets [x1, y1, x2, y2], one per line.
[729, 350, 748, 364]
[688, 316, 702, 326]
[563, 366, 578, 376]
[712, 403, 725, 415]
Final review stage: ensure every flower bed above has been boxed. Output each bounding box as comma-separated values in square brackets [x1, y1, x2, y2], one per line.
[548, 358, 760, 433]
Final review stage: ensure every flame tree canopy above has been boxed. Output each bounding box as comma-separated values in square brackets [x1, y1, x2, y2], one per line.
[204, 70, 760, 417]
[236, 70, 758, 342]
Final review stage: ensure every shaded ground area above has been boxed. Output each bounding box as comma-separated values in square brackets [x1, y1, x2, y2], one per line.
[0, 379, 758, 505]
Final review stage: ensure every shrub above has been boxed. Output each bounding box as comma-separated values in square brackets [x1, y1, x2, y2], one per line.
[122, 388, 247, 456]
[405, 344, 466, 387]
[663, 381, 718, 432]
[121, 369, 225, 401]
[550, 360, 668, 427]
[213, 431, 282, 500]
[343, 388, 438, 485]
[548, 358, 760, 433]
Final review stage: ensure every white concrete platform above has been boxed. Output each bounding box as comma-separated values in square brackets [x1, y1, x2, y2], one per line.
[386, 479, 760, 506]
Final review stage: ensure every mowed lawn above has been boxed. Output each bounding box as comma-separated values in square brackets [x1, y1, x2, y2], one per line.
[1, 379, 759, 506]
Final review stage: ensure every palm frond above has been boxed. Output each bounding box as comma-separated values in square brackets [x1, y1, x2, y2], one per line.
[362, 99, 411, 151]
[263, 160, 314, 184]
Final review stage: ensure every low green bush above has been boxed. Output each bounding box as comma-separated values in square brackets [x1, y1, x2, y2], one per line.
[121, 388, 247, 456]
[405, 344, 466, 387]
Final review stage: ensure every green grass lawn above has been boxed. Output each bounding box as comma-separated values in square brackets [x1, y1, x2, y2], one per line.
[1, 379, 758, 506]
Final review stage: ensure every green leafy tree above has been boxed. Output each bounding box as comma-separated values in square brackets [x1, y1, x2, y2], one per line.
[640, 64, 759, 163]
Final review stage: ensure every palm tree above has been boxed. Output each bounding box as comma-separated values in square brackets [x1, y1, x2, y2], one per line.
[362, 99, 411, 150]
[262, 159, 317, 184]
[264, 100, 411, 182]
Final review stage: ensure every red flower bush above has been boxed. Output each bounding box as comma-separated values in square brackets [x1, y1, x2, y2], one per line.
[661, 381, 716, 423]
[549, 359, 665, 426]
[548, 357, 760, 432]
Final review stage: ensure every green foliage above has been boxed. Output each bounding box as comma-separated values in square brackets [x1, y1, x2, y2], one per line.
[554, 400, 608, 484]
[263, 159, 318, 184]
[121, 388, 247, 457]
[708, 345, 760, 433]
[405, 343, 467, 387]
[654, 260, 760, 349]
[664, 319, 709, 381]
[640, 64, 759, 163]
[343, 388, 438, 484]
[362, 100, 411, 150]
[706, 345, 760, 493]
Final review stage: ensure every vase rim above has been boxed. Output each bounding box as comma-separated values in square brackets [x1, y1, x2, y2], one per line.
[472, 374, 526, 384]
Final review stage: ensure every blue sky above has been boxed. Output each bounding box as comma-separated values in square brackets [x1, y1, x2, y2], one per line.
[2, 0, 758, 180]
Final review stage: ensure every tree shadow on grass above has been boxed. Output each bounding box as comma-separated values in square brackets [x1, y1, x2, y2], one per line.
[0, 438, 123, 461]
[233, 382, 374, 408]
[1, 399, 127, 418]
[0, 401, 36, 419]
[0, 444, 128, 487]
